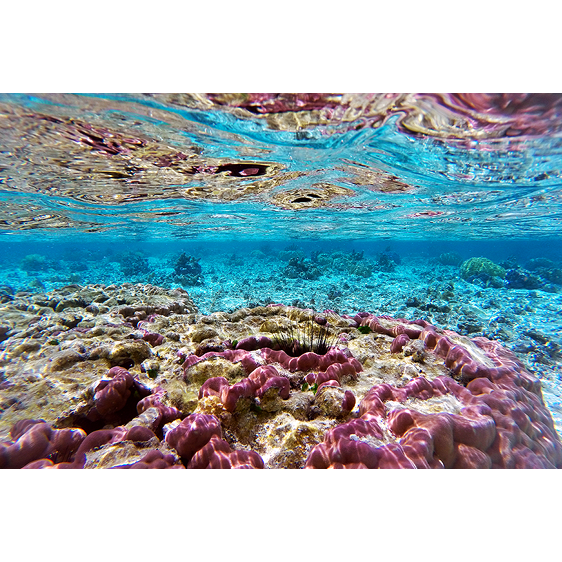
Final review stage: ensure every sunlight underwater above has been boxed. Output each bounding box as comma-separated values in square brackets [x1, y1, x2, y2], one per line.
[1, 93, 562, 469]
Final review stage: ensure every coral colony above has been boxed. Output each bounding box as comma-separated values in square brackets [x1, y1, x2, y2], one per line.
[1, 285, 559, 469]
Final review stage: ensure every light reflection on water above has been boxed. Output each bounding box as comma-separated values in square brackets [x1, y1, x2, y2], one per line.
[0, 92, 561, 240]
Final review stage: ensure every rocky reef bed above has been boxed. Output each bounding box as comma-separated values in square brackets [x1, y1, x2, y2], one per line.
[1, 283, 560, 469]
[4, 246, 562, 436]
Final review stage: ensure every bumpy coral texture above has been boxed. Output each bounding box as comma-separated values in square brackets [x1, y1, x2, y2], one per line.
[460, 257, 506, 281]
[165, 413, 264, 468]
[304, 313, 561, 468]
[1, 307, 560, 469]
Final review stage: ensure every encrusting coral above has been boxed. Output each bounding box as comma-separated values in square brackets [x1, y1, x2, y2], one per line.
[0, 285, 560, 469]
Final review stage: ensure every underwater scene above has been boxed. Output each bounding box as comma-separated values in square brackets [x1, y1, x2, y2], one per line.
[2, 92, 562, 469]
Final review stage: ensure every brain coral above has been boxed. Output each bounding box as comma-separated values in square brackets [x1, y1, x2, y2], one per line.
[460, 257, 507, 280]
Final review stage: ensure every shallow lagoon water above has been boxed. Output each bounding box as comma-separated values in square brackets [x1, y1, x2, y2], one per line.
[2, 93, 562, 468]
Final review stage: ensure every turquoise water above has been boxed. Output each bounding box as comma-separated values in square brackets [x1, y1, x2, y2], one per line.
[2, 93, 562, 456]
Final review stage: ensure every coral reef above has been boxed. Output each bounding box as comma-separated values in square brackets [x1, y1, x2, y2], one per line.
[318, 312, 562, 468]
[375, 250, 401, 272]
[1, 292, 560, 469]
[20, 254, 56, 272]
[506, 269, 544, 290]
[173, 253, 204, 286]
[504, 267, 558, 293]
[438, 252, 463, 266]
[278, 249, 378, 283]
[282, 257, 322, 281]
[312, 250, 374, 278]
[460, 257, 506, 283]
[116, 252, 149, 277]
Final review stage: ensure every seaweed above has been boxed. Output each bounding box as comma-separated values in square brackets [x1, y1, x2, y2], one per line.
[146, 368, 159, 379]
[250, 402, 263, 414]
[301, 382, 319, 393]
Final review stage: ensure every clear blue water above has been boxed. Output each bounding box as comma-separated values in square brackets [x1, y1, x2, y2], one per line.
[2, 92, 562, 437]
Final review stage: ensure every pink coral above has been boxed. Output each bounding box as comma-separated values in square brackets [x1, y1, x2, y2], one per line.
[0, 420, 86, 469]
[199, 365, 290, 412]
[305, 314, 562, 469]
[187, 436, 264, 469]
[136, 387, 182, 425]
[93, 367, 134, 417]
[5, 309, 562, 470]
[164, 414, 222, 462]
